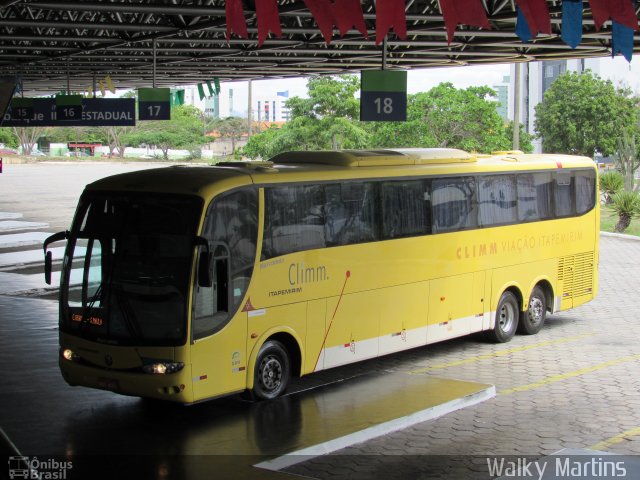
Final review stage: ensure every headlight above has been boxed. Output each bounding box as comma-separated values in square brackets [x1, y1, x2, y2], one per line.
[143, 362, 184, 375]
[61, 348, 80, 362]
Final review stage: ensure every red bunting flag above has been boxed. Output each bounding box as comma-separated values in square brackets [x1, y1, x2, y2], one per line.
[375, 0, 407, 45]
[225, 0, 248, 40]
[304, 0, 336, 44]
[255, 0, 282, 47]
[515, 0, 552, 35]
[439, 0, 491, 45]
[590, 0, 638, 31]
[331, 0, 368, 38]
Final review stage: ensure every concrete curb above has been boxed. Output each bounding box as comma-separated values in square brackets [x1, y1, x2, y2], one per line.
[600, 231, 640, 241]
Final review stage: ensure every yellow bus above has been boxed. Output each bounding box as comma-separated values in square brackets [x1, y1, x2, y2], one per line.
[44, 148, 598, 403]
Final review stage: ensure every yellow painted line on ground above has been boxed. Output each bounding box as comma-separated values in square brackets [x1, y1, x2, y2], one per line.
[499, 354, 640, 395]
[410, 332, 594, 374]
[590, 427, 640, 451]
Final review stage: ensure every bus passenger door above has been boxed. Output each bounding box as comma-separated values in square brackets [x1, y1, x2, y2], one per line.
[190, 189, 258, 401]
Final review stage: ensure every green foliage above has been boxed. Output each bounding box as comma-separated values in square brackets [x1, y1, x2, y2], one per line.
[242, 76, 369, 159]
[208, 116, 247, 155]
[534, 71, 637, 157]
[504, 122, 534, 153]
[127, 104, 205, 160]
[615, 129, 640, 192]
[599, 171, 625, 203]
[0, 127, 18, 148]
[366, 83, 518, 153]
[610, 190, 640, 232]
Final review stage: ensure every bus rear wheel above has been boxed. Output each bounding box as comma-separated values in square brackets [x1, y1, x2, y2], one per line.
[486, 291, 519, 343]
[252, 340, 290, 400]
[518, 286, 546, 335]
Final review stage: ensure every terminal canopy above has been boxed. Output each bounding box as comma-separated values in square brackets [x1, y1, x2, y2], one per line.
[0, 0, 638, 95]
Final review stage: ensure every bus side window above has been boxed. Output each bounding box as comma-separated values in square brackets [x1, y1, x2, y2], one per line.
[517, 172, 553, 222]
[554, 171, 575, 217]
[325, 182, 378, 246]
[381, 180, 429, 238]
[193, 189, 258, 339]
[575, 169, 596, 215]
[432, 177, 478, 233]
[263, 185, 326, 259]
[478, 175, 517, 227]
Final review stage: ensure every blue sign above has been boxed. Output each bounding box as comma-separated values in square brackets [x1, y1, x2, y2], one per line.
[3, 98, 136, 127]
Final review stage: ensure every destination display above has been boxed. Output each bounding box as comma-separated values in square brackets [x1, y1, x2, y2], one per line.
[2, 98, 136, 127]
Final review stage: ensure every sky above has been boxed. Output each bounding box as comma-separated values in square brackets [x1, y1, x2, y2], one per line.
[198, 54, 640, 118]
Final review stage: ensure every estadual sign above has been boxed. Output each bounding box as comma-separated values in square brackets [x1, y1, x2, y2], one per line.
[3, 98, 136, 127]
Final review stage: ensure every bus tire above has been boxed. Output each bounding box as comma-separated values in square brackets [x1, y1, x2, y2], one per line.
[486, 291, 519, 343]
[518, 286, 546, 335]
[252, 340, 290, 400]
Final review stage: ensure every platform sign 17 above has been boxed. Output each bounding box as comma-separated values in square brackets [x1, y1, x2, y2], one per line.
[138, 88, 171, 121]
[55, 95, 83, 121]
[9, 97, 33, 120]
[360, 70, 407, 122]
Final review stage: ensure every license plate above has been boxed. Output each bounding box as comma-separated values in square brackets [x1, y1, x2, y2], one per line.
[98, 377, 120, 391]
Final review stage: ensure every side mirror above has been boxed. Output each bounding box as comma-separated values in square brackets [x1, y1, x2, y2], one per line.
[44, 251, 53, 285]
[43, 231, 69, 285]
[194, 236, 212, 288]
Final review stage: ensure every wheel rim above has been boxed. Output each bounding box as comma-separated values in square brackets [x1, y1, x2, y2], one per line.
[528, 297, 544, 326]
[498, 301, 516, 333]
[259, 354, 282, 393]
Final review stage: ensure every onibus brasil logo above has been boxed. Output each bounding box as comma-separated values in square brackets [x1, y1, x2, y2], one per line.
[8, 456, 72, 480]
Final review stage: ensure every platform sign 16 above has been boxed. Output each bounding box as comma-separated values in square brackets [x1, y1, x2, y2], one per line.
[9, 97, 33, 120]
[55, 95, 83, 121]
[360, 70, 407, 122]
[138, 88, 171, 121]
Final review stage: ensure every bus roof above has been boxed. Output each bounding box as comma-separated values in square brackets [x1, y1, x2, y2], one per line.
[85, 149, 596, 198]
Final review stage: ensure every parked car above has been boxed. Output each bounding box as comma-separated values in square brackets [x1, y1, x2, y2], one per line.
[64, 151, 90, 157]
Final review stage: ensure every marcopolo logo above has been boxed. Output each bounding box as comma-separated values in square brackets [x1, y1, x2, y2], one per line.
[8, 456, 72, 480]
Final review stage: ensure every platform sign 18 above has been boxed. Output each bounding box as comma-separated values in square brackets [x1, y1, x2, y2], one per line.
[360, 70, 407, 122]
[138, 88, 171, 121]
[9, 97, 33, 120]
[55, 95, 83, 121]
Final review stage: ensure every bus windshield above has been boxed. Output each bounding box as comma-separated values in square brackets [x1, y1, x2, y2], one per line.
[60, 193, 202, 346]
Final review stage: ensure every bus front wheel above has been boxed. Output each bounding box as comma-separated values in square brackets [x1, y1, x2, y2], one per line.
[486, 291, 519, 343]
[252, 340, 290, 400]
[518, 286, 546, 335]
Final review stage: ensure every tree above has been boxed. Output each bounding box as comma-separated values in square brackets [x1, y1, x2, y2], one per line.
[610, 190, 640, 233]
[614, 129, 639, 192]
[367, 83, 530, 153]
[534, 71, 637, 157]
[209, 117, 247, 155]
[600, 171, 625, 204]
[12, 126, 47, 154]
[104, 126, 134, 158]
[127, 105, 205, 160]
[242, 75, 370, 159]
[0, 128, 18, 148]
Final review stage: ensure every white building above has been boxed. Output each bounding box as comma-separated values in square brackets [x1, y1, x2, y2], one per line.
[510, 58, 601, 153]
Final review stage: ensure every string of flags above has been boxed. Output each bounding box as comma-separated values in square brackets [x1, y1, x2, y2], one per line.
[86, 75, 116, 97]
[196, 78, 221, 101]
[224, 0, 638, 62]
